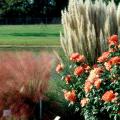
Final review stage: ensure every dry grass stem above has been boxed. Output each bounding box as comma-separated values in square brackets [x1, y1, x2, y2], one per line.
[61, 0, 120, 64]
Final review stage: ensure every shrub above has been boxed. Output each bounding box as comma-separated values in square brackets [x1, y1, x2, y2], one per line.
[56, 35, 120, 120]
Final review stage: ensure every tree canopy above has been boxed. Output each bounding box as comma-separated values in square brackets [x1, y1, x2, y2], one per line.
[0, 0, 119, 23]
[0, 0, 68, 18]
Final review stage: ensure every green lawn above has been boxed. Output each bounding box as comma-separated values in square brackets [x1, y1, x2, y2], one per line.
[0, 24, 62, 46]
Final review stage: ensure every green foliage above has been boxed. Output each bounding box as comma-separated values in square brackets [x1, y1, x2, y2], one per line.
[104, 0, 120, 4]
[92, 0, 120, 5]
[53, 0, 68, 16]
[0, 0, 31, 17]
[56, 35, 120, 120]
[0, 0, 68, 19]
[81, 44, 120, 120]
[0, 0, 120, 19]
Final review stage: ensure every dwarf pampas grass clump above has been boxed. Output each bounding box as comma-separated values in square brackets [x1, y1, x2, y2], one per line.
[0, 52, 54, 119]
[61, 0, 120, 64]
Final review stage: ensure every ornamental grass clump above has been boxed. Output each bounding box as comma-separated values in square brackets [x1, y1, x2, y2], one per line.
[61, 0, 120, 64]
[56, 35, 120, 120]
[0, 52, 53, 119]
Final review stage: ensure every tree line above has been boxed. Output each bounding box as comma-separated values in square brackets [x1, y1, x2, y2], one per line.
[0, 0, 119, 24]
[0, 0, 68, 19]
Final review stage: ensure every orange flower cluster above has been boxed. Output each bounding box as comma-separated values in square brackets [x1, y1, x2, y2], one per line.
[56, 53, 90, 84]
[56, 64, 64, 73]
[102, 90, 118, 102]
[97, 52, 110, 63]
[70, 53, 90, 76]
[109, 56, 120, 64]
[64, 90, 76, 103]
[84, 67, 103, 93]
[74, 66, 84, 76]
[56, 35, 120, 114]
[104, 56, 120, 71]
[108, 35, 118, 46]
[74, 64, 90, 76]
[80, 98, 89, 107]
[98, 35, 119, 63]
[65, 75, 71, 84]
[70, 53, 85, 63]
[84, 81, 92, 93]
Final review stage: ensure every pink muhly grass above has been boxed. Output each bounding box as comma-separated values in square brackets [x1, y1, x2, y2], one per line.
[0, 51, 54, 118]
[0, 51, 53, 100]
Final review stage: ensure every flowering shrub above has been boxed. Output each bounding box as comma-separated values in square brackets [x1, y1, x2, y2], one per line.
[56, 35, 120, 120]
[56, 52, 91, 115]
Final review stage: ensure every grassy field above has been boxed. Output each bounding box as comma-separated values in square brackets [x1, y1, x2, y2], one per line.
[0, 24, 62, 46]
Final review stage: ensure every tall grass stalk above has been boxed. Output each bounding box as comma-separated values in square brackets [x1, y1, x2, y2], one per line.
[61, 0, 120, 64]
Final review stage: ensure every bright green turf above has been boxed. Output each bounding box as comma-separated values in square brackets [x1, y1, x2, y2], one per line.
[0, 24, 62, 46]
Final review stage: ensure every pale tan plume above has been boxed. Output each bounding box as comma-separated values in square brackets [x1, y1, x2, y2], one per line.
[61, 0, 120, 64]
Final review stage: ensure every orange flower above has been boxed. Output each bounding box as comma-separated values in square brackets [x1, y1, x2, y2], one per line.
[109, 56, 120, 65]
[94, 67, 103, 75]
[65, 75, 71, 84]
[64, 90, 76, 102]
[70, 53, 85, 62]
[70, 53, 79, 61]
[83, 64, 90, 72]
[118, 111, 120, 114]
[104, 57, 120, 70]
[97, 52, 110, 63]
[74, 66, 84, 76]
[118, 44, 120, 48]
[76, 55, 85, 62]
[94, 78, 101, 89]
[80, 98, 89, 107]
[102, 90, 116, 102]
[108, 35, 118, 46]
[56, 64, 64, 73]
[84, 81, 92, 93]
[104, 62, 111, 71]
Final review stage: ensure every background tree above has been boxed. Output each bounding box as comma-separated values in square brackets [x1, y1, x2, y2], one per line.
[54, 0, 68, 17]
[31, 0, 56, 18]
[0, 0, 31, 18]
[0, 0, 119, 24]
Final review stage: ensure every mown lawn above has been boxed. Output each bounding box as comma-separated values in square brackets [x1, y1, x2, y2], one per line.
[0, 24, 62, 46]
